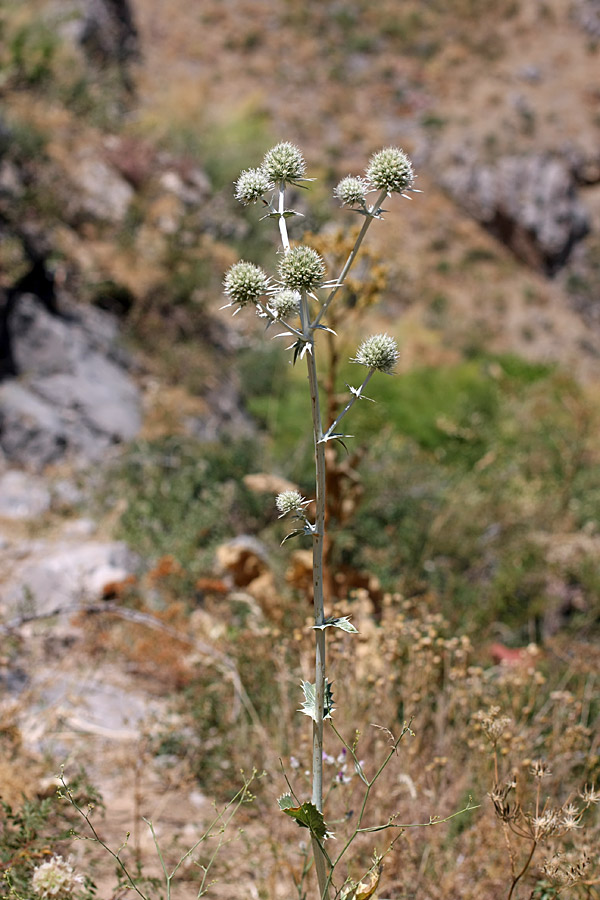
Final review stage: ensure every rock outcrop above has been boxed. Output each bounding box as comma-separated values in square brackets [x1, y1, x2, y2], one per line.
[441, 153, 590, 275]
[0, 296, 141, 470]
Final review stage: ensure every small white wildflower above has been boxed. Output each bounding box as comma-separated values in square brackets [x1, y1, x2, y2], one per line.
[351, 333, 399, 374]
[323, 752, 336, 765]
[336, 764, 353, 785]
[262, 142, 306, 183]
[290, 755, 301, 769]
[234, 167, 271, 205]
[32, 855, 84, 900]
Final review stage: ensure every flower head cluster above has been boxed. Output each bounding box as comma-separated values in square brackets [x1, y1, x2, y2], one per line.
[234, 167, 271, 205]
[269, 288, 301, 319]
[262, 142, 306, 183]
[276, 490, 309, 518]
[366, 147, 414, 195]
[334, 175, 368, 208]
[351, 333, 398, 374]
[279, 245, 326, 292]
[335, 147, 415, 208]
[32, 855, 84, 900]
[223, 261, 269, 308]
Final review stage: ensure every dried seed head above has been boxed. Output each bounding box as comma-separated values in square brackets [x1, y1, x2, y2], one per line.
[269, 288, 301, 319]
[473, 706, 512, 746]
[262, 142, 306, 183]
[351, 333, 398, 374]
[366, 147, 414, 194]
[235, 167, 271, 204]
[334, 175, 368, 207]
[279, 245, 326, 291]
[530, 759, 552, 779]
[223, 261, 269, 307]
[580, 784, 600, 806]
[490, 780, 520, 823]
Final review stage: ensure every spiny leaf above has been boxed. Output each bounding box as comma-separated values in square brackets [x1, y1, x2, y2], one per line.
[278, 798, 328, 840]
[299, 680, 335, 721]
[319, 432, 354, 445]
[277, 793, 294, 810]
[313, 616, 358, 634]
[281, 529, 305, 545]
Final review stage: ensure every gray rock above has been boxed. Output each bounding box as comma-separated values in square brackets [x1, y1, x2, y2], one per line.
[1, 539, 138, 616]
[0, 381, 69, 469]
[0, 297, 142, 470]
[51, 480, 85, 511]
[68, 153, 134, 223]
[0, 470, 51, 519]
[441, 153, 589, 274]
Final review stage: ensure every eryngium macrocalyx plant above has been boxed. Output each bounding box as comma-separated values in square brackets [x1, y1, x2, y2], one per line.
[223, 142, 419, 900]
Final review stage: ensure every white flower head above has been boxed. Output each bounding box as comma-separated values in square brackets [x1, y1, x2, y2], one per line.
[279, 246, 326, 292]
[262, 142, 306, 183]
[334, 175, 368, 207]
[366, 147, 414, 195]
[223, 261, 269, 308]
[269, 288, 301, 319]
[276, 490, 310, 518]
[32, 855, 84, 900]
[235, 167, 271, 205]
[351, 333, 399, 374]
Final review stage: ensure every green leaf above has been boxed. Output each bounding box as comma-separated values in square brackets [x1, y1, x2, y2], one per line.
[313, 616, 358, 634]
[299, 679, 335, 721]
[277, 798, 328, 840]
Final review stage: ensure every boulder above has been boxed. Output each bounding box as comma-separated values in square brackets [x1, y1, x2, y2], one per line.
[1, 539, 138, 617]
[441, 153, 589, 275]
[0, 470, 51, 519]
[67, 153, 134, 224]
[0, 296, 141, 470]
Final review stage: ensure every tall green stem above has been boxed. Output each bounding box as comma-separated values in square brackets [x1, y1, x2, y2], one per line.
[280, 186, 330, 900]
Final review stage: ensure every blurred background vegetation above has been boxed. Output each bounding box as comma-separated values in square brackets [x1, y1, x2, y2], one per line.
[1, 0, 600, 897]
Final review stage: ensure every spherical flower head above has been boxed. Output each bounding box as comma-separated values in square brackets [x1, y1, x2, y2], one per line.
[269, 288, 300, 319]
[223, 261, 269, 307]
[334, 175, 368, 207]
[32, 855, 84, 899]
[262, 142, 306, 183]
[234, 167, 271, 205]
[366, 147, 414, 194]
[279, 245, 326, 291]
[352, 333, 399, 374]
[276, 490, 308, 517]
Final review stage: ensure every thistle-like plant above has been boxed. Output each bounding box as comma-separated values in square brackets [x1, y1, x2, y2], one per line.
[224, 142, 475, 899]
